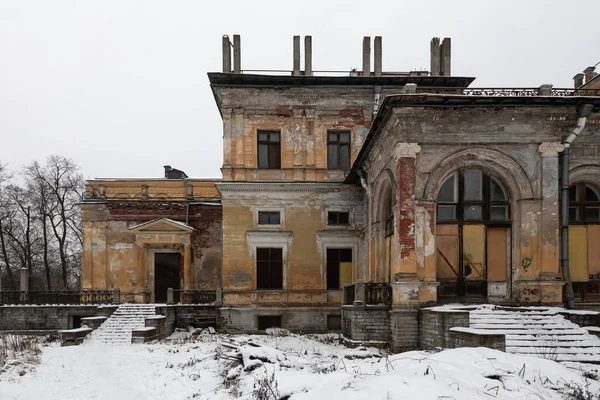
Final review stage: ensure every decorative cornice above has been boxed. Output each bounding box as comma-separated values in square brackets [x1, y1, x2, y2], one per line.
[217, 184, 363, 193]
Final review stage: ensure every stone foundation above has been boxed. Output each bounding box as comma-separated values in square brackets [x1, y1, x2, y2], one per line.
[220, 306, 341, 333]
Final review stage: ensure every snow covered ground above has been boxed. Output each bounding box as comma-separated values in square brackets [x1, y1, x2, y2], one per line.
[1, 330, 599, 400]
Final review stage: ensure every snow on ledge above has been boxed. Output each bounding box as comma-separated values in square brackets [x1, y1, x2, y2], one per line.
[449, 327, 504, 336]
[59, 327, 92, 333]
[145, 315, 166, 320]
[132, 327, 156, 332]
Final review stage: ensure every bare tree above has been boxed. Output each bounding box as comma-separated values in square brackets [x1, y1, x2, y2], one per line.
[0, 162, 17, 289]
[23, 156, 84, 289]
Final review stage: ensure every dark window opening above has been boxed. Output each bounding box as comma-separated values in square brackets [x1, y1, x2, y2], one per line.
[256, 248, 283, 289]
[384, 190, 394, 237]
[258, 211, 281, 225]
[327, 131, 351, 170]
[327, 315, 342, 330]
[569, 183, 600, 223]
[436, 170, 510, 224]
[258, 131, 281, 169]
[258, 315, 282, 330]
[327, 248, 352, 289]
[328, 211, 350, 225]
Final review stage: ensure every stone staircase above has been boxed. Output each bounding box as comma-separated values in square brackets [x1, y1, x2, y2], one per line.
[469, 306, 600, 364]
[87, 304, 156, 345]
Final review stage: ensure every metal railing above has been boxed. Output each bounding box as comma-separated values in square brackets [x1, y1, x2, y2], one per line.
[415, 87, 600, 97]
[0, 290, 113, 305]
[364, 283, 393, 305]
[170, 289, 218, 305]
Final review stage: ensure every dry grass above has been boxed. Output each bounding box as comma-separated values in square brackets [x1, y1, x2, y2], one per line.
[0, 334, 43, 370]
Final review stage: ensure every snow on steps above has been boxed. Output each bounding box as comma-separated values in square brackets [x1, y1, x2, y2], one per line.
[87, 304, 157, 345]
[469, 306, 600, 364]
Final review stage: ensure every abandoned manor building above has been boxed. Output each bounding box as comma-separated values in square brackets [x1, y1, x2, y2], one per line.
[73, 35, 600, 346]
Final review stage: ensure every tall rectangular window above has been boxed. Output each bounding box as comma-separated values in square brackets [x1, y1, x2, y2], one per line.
[326, 248, 352, 289]
[258, 131, 281, 169]
[327, 131, 351, 170]
[256, 248, 283, 289]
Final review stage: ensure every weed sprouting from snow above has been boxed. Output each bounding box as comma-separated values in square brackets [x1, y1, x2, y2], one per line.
[533, 335, 559, 362]
[252, 368, 280, 400]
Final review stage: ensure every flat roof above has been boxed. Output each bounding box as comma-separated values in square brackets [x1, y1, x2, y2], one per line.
[208, 72, 476, 88]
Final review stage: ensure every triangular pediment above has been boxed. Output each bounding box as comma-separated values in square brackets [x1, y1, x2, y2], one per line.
[129, 218, 195, 233]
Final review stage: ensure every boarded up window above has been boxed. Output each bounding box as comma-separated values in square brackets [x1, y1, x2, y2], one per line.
[436, 224, 459, 280]
[327, 315, 342, 330]
[487, 227, 509, 282]
[257, 131, 281, 169]
[327, 248, 352, 289]
[256, 248, 283, 289]
[462, 225, 486, 281]
[569, 226, 589, 282]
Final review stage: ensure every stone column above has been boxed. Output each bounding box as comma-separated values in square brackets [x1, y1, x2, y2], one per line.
[394, 143, 421, 281]
[81, 221, 93, 289]
[183, 244, 192, 290]
[539, 142, 564, 277]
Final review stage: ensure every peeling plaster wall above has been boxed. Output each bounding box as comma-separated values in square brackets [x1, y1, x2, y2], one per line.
[362, 105, 600, 304]
[219, 183, 366, 304]
[80, 201, 222, 296]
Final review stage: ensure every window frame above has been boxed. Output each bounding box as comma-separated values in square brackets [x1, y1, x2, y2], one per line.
[258, 211, 281, 226]
[436, 170, 510, 226]
[327, 210, 350, 226]
[569, 182, 600, 224]
[326, 247, 353, 290]
[327, 131, 351, 170]
[257, 130, 281, 169]
[256, 247, 283, 290]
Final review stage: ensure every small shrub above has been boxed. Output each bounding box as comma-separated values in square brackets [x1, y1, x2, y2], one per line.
[253, 369, 279, 400]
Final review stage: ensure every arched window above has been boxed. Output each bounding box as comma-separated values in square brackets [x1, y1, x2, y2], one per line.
[569, 183, 600, 223]
[437, 170, 510, 223]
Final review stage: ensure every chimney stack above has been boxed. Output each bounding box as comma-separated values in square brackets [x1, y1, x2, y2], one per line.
[430, 37, 451, 76]
[233, 35, 241, 73]
[293, 36, 301, 76]
[362, 37, 371, 77]
[584, 66, 597, 83]
[440, 38, 451, 76]
[430, 37, 441, 76]
[573, 73, 584, 88]
[222, 35, 231, 73]
[164, 165, 172, 178]
[374, 36, 382, 77]
[304, 36, 312, 76]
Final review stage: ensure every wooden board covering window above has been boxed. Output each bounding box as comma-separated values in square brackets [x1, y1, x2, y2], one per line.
[568, 226, 589, 282]
[462, 225, 486, 281]
[588, 225, 600, 276]
[487, 227, 509, 282]
[436, 224, 459, 280]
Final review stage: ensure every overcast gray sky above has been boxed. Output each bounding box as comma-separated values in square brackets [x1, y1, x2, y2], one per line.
[1, 0, 599, 180]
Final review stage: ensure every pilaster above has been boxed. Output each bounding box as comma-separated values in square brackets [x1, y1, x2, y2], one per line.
[393, 143, 421, 280]
[538, 142, 564, 278]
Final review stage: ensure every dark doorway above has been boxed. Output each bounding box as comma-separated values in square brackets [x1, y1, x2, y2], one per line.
[155, 253, 181, 303]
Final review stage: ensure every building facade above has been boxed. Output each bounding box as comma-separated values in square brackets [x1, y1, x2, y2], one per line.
[79, 36, 600, 334]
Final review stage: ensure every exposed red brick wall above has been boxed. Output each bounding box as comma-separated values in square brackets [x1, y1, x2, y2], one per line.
[395, 158, 416, 258]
